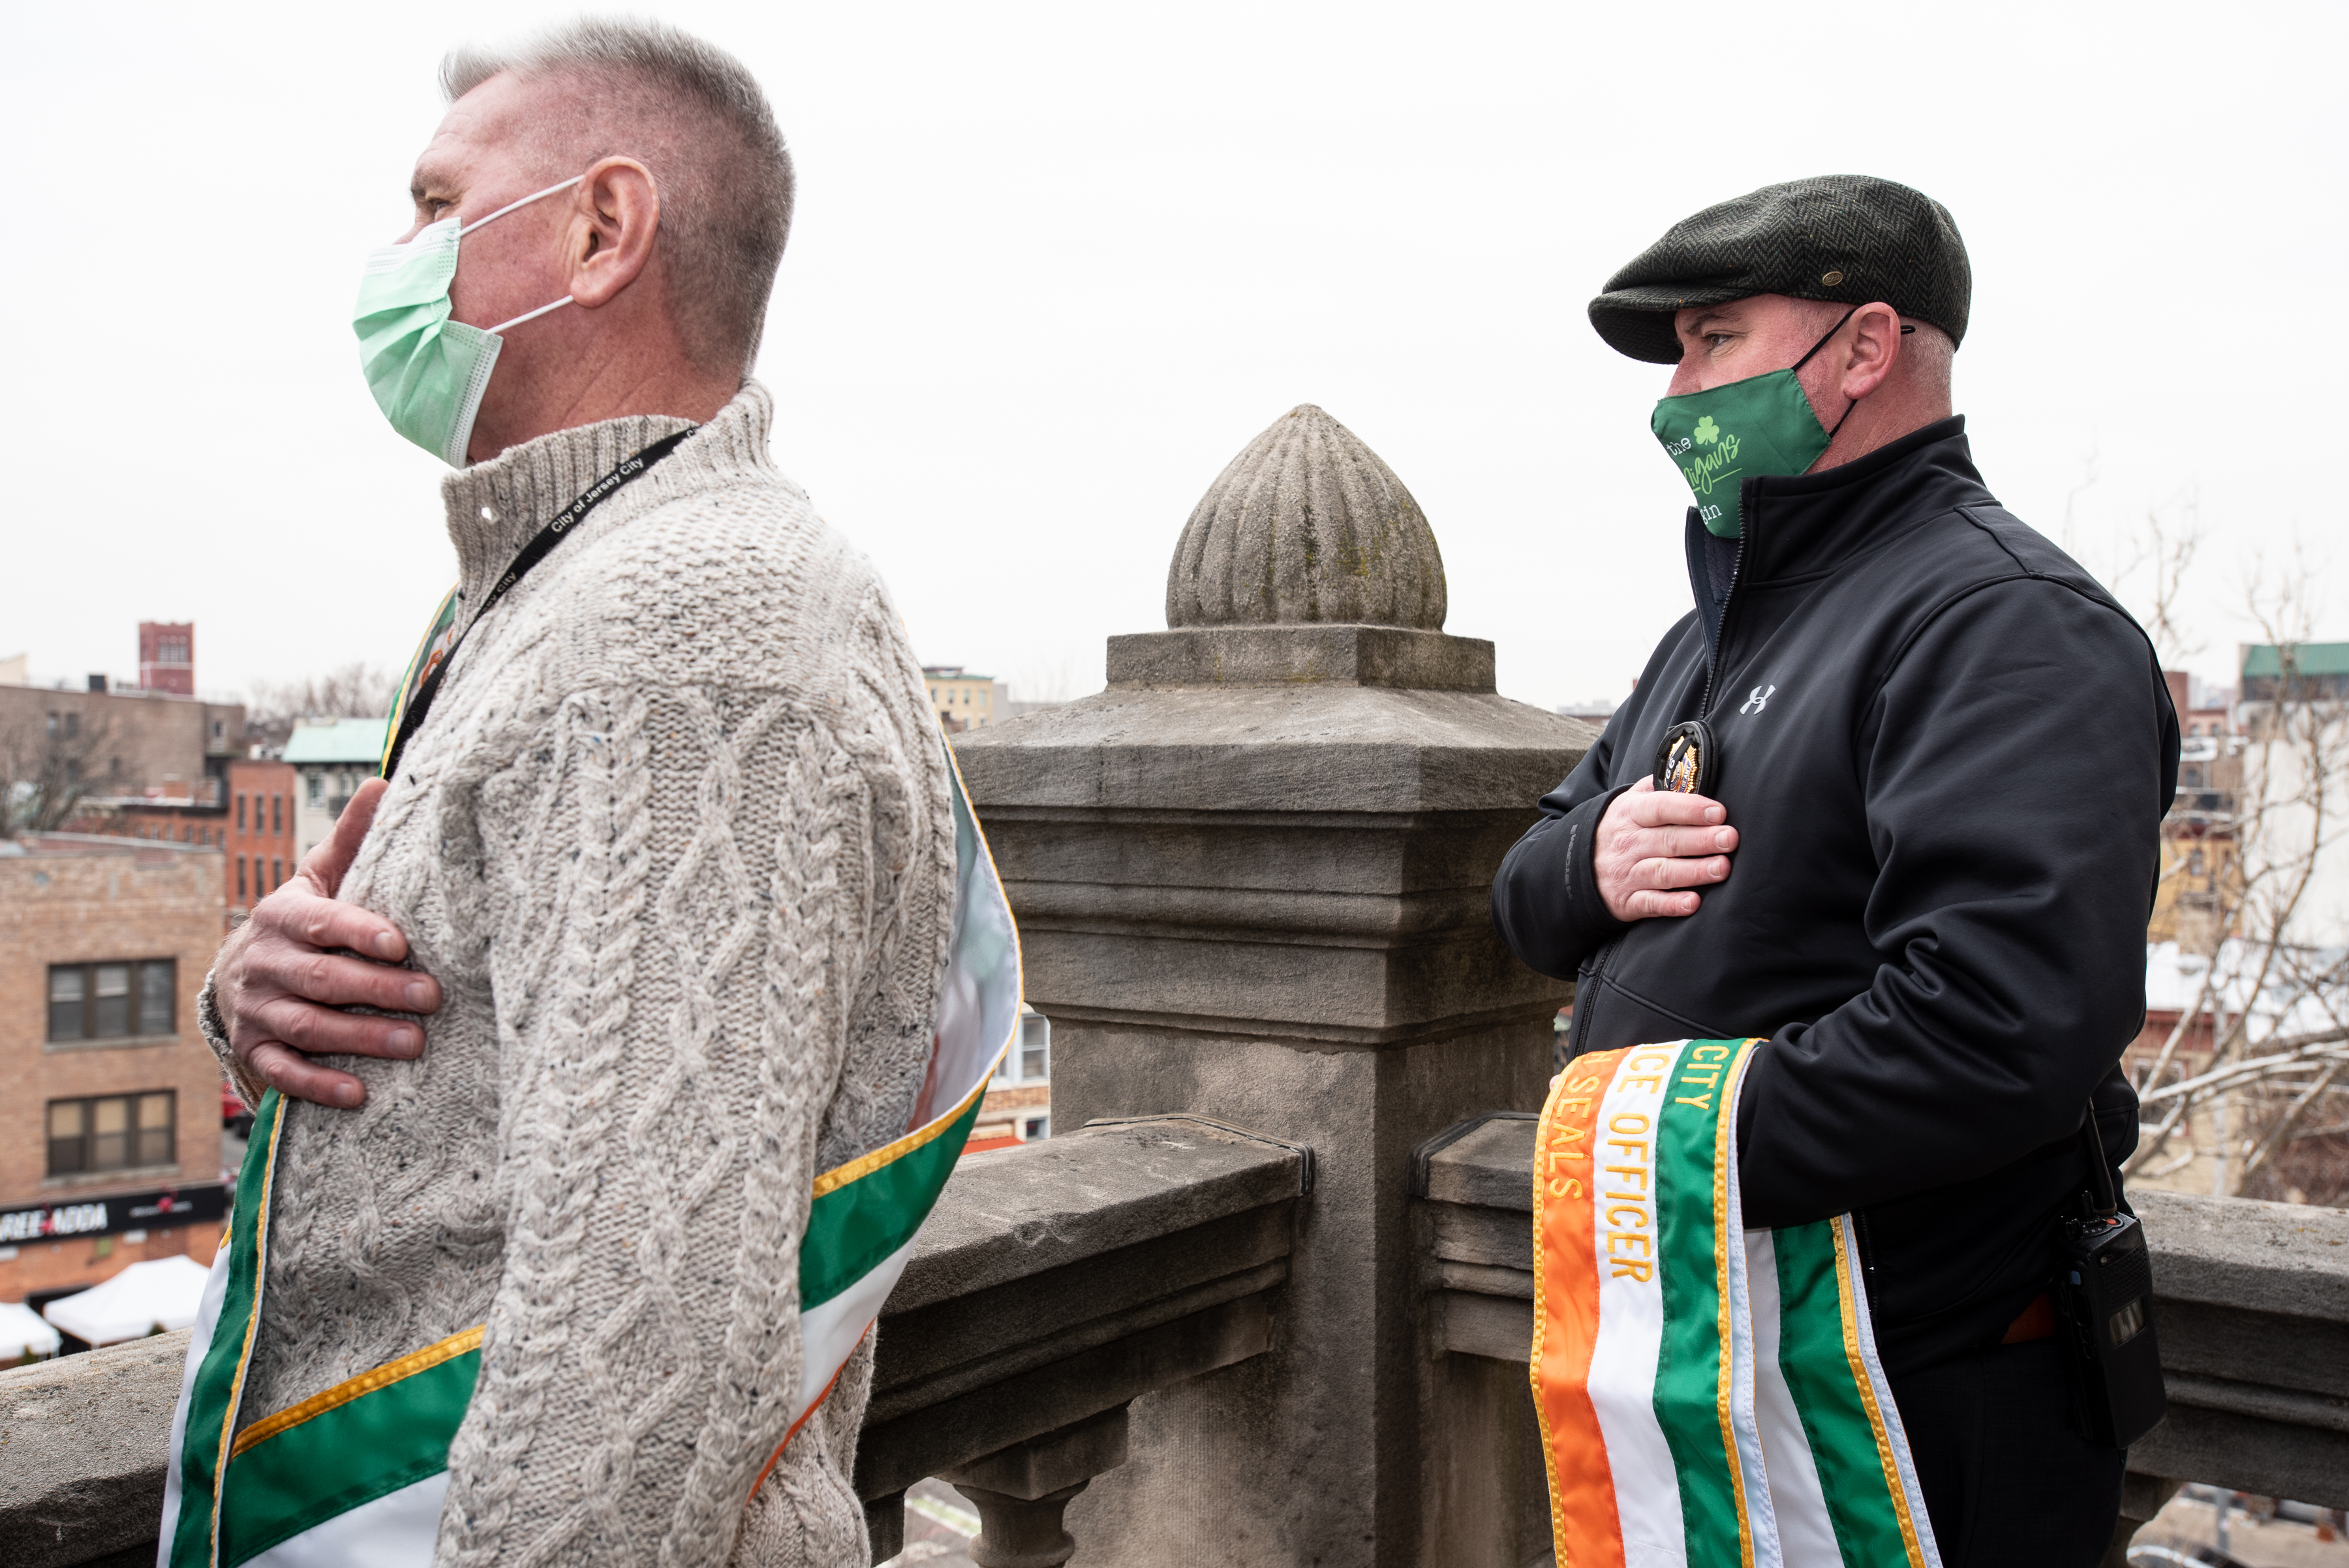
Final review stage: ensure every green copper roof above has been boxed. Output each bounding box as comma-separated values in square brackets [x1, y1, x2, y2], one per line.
[282, 717, 390, 765]
[2241, 643, 2349, 679]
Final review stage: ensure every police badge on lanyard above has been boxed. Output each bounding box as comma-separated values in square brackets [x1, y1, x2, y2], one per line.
[1653, 719, 1717, 797]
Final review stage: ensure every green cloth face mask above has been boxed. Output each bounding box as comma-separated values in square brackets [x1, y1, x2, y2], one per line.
[353, 176, 583, 467]
[1650, 308, 1859, 538]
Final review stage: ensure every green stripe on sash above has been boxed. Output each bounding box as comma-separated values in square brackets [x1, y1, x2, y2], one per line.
[799, 1090, 986, 1309]
[1651, 1049, 1742, 1567]
[217, 1344, 480, 1568]
[1772, 1221, 1914, 1564]
[169, 1089, 284, 1568]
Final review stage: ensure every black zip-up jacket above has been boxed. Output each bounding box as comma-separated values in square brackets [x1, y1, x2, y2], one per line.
[1492, 418, 2179, 1377]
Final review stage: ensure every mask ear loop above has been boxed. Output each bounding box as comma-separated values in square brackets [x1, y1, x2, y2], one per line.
[460, 174, 585, 238]
[1791, 307, 1918, 441]
[461, 175, 589, 336]
[487, 296, 575, 335]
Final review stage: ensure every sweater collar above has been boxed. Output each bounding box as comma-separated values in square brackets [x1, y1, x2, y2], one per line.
[440, 380, 778, 614]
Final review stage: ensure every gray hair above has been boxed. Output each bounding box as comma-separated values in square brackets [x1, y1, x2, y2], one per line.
[441, 16, 794, 377]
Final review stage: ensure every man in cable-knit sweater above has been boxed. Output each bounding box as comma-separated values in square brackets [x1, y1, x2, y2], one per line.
[194, 20, 953, 1565]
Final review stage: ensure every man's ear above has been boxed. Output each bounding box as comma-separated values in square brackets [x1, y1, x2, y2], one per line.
[1837, 301, 1904, 403]
[567, 155, 658, 309]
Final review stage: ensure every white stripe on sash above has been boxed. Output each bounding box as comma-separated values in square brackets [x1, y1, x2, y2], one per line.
[154, 1237, 234, 1568]
[1719, 1069, 1781, 1568]
[1585, 1042, 1687, 1567]
[1835, 1216, 1945, 1568]
[794, 1234, 916, 1418]
[1744, 1229, 1839, 1567]
[241, 1473, 448, 1567]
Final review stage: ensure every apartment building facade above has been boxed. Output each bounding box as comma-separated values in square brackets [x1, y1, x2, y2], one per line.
[224, 759, 300, 917]
[922, 666, 1008, 733]
[0, 838, 229, 1311]
[0, 683, 245, 807]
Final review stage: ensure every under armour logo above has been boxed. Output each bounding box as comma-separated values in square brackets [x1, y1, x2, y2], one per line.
[1740, 684, 1777, 715]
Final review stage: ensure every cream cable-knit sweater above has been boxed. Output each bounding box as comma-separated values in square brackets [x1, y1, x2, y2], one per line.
[200, 383, 953, 1567]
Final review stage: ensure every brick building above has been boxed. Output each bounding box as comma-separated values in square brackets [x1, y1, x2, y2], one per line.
[968, 1007, 1052, 1154]
[0, 837, 229, 1315]
[61, 758, 299, 926]
[138, 623, 194, 698]
[0, 683, 245, 808]
[224, 759, 299, 918]
[921, 666, 1007, 733]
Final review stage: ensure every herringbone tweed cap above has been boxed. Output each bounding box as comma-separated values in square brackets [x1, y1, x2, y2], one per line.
[1589, 175, 1971, 363]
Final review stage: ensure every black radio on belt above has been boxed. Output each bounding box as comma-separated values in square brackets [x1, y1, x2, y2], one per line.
[2053, 1115, 2167, 1448]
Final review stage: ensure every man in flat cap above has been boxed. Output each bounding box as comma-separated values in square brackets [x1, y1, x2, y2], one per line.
[1494, 176, 2178, 1565]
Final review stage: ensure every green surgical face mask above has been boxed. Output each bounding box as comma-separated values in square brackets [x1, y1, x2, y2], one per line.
[1649, 307, 1858, 538]
[352, 176, 582, 467]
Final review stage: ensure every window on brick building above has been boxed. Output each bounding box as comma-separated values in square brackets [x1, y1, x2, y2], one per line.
[48, 960, 176, 1041]
[46, 1092, 176, 1176]
[237, 793, 247, 831]
[273, 795, 283, 835]
[237, 856, 248, 900]
[993, 1010, 1052, 1085]
[273, 857, 284, 889]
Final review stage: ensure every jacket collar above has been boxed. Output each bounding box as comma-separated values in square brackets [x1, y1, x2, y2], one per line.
[1720, 414, 1982, 589]
[439, 380, 778, 618]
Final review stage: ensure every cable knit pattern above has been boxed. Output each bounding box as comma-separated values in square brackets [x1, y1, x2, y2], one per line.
[208, 384, 953, 1567]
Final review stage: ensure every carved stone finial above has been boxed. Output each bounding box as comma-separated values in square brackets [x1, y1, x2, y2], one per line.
[1165, 405, 1447, 631]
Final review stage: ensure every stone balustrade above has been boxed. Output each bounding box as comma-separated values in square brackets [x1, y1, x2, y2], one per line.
[855, 1115, 1309, 1563]
[0, 1116, 1308, 1568]
[1413, 1112, 2349, 1566]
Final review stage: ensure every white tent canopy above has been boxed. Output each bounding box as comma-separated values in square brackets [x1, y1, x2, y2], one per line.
[1, 1300, 62, 1361]
[41, 1255, 210, 1346]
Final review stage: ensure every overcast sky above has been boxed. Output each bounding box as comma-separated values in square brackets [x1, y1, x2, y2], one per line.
[2, 3, 2337, 713]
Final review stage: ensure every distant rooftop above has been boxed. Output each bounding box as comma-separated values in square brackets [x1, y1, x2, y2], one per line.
[283, 717, 390, 765]
[7, 831, 220, 859]
[2241, 642, 2349, 678]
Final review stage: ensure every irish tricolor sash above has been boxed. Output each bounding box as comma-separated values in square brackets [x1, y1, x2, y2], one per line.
[158, 741, 1020, 1567]
[1530, 1039, 1941, 1568]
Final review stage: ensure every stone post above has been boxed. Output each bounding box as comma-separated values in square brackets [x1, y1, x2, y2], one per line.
[955, 405, 1591, 1567]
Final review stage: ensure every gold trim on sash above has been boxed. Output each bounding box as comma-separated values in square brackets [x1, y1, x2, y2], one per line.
[1832, 1216, 1930, 1561]
[808, 1069, 995, 1200]
[210, 1099, 289, 1560]
[1713, 1041, 1760, 1567]
[230, 1324, 485, 1459]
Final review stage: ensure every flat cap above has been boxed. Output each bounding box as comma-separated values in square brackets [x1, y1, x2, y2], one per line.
[1589, 175, 1971, 364]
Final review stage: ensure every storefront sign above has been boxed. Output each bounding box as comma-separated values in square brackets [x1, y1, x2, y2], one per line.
[0, 1182, 228, 1244]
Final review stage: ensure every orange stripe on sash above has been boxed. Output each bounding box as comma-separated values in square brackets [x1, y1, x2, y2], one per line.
[748, 1353, 851, 1505]
[1531, 1048, 1629, 1568]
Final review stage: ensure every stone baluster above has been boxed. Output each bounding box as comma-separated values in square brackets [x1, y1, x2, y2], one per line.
[955, 404, 1592, 1567]
[938, 1405, 1131, 1567]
